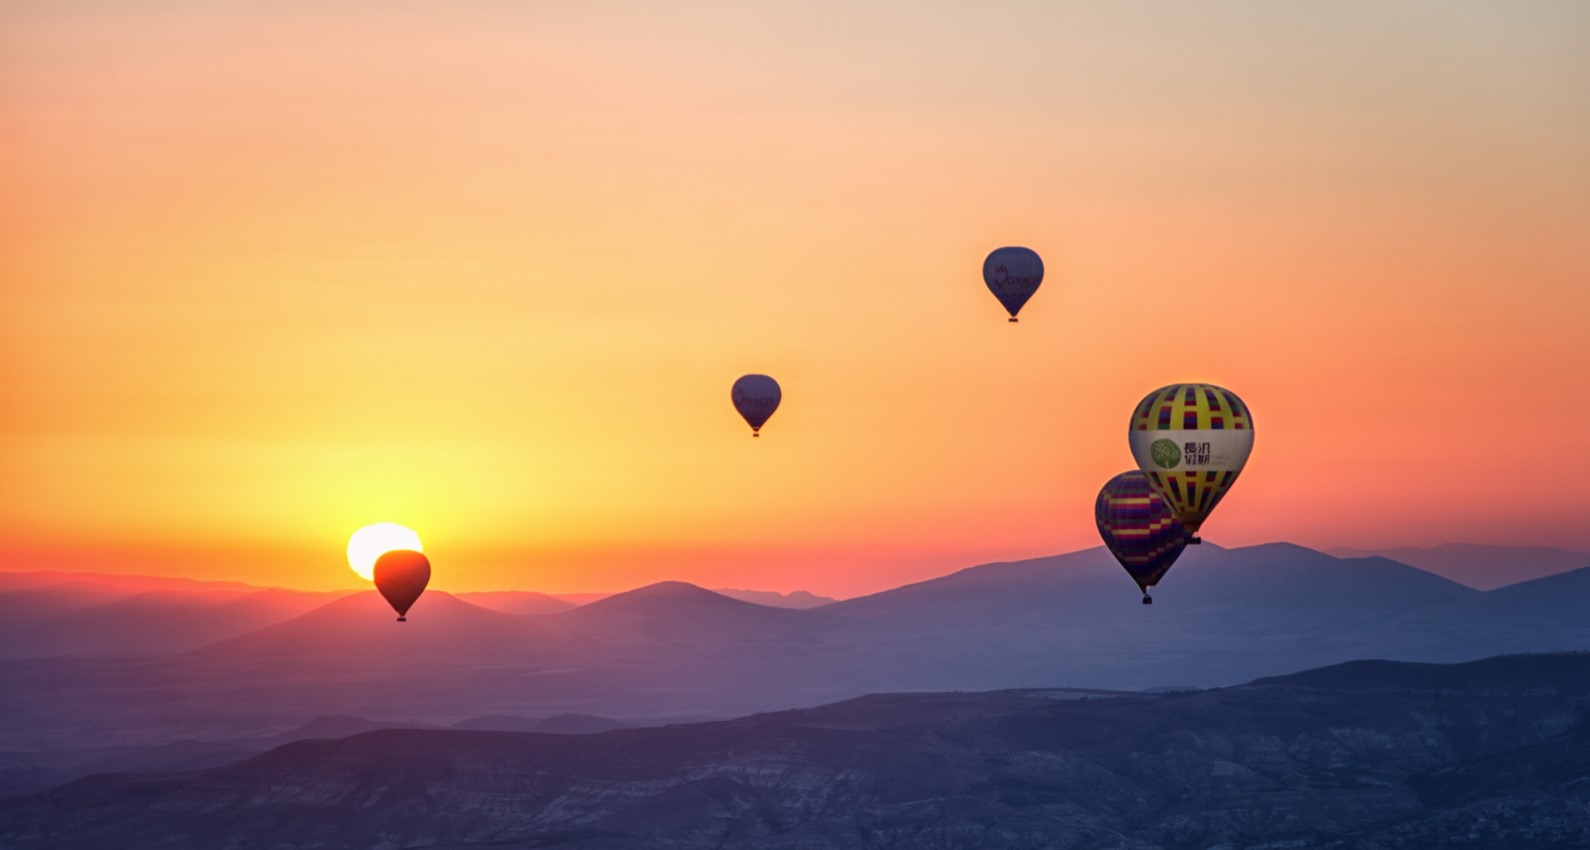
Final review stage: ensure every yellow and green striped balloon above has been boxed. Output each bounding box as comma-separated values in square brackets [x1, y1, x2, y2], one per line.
[1127, 383, 1254, 537]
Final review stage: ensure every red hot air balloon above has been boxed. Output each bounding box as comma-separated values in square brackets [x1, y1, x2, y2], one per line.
[373, 549, 430, 622]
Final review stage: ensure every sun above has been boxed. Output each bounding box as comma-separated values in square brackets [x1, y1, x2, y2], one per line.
[346, 523, 423, 581]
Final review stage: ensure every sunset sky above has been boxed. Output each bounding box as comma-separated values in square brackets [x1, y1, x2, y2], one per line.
[3, 1, 1588, 596]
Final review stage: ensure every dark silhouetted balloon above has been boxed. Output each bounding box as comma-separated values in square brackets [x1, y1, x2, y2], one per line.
[373, 549, 430, 621]
[731, 374, 781, 437]
[1096, 471, 1188, 605]
[982, 246, 1043, 322]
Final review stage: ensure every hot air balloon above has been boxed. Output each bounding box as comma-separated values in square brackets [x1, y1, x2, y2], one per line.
[1127, 383, 1253, 542]
[731, 374, 781, 437]
[373, 549, 430, 622]
[982, 247, 1043, 322]
[1096, 471, 1189, 604]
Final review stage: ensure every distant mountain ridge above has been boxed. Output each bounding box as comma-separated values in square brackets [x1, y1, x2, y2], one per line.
[188, 590, 547, 669]
[713, 588, 834, 608]
[449, 713, 633, 734]
[0, 571, 831, 659]
[1329, 542, 1590, 589]
[5, 653, 1588, 849]
[0, 574, 353, 659]
[5, 541, 1590, 799]
[552, 580, 801, 627]
[530, 588, 835, 609]
[453, 589, 576, 615]
[178, 542, 1590, 700]
[0, 571, 268, 595]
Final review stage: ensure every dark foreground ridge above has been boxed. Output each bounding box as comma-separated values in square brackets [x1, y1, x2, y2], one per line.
[3, 653, 1590, 849]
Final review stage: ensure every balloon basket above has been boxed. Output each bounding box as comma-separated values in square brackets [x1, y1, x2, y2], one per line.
[396, 616, 406, 622]
[1187, 536, 1202, 545]
[1007, 317, 1018, 323]
[1141, 595, 1153, 605]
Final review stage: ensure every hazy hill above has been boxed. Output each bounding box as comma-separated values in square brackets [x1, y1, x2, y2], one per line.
[195, 582, 808, 668]
[0, 571, 259, 595]
[449, 713, 632, 734]
[2, 588, 351, 659]
[714, 588, 835, 608]
[539, 583, 824, 701]
[542, 589, 836, 609]
[0, 572, 258, 636]
[454, 587, 836, 617]
[820, 542, 1477, 627]
[803, 542, 1485, 690]
[190, 590, 547, 670]
[548, 591, 609, 606]
[453, 590, 577, 616]
[549, 581, 805, 640]
[0, 575, 352, 659]
[1330, 542, 1590, 589]
[0, 573, 830, 660]
[1252, 651, 1590, 694]
[0, 714, 439, 799]
[1383, 565, 1590, 657]
[4, 653, 1588, 849]
[6, 542, 1590, 781]
[1469, 565, 1590, 630]
[0, 582, 161, 639]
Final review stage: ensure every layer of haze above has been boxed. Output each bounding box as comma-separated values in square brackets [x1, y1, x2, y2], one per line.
[4, 1, 1588, 595]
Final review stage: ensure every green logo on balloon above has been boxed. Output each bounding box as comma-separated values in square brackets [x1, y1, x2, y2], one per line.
[1150, 439, 1181, 469]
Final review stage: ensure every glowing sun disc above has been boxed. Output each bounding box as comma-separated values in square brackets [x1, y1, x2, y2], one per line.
[347, 523, 423, 581]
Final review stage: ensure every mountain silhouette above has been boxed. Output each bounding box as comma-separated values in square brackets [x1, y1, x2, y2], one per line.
[800, 542, 1484, 691]
[1460, 565, 1590, 627]
[449, 713, 632, 734]
[189, 590, 546, 669]
[713, 588, 835, 608]
[1252, 651, 1590, 693]
[6, 541, 1590, 793]
[821, 542, 1475, 626]
[5, 653, 1588, 849]
[454, 590, 577, 616]
[1390, 565, 1590, 656]
[551, 581, 803, 639]
[494, 587, 837, 611]
[0, 571, 259, 595]
[1330, 542, 1590, 590]
[0, 580, 351, 659]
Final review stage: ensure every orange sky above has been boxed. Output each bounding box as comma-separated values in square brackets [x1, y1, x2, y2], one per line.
[3, 2, 1589, 596]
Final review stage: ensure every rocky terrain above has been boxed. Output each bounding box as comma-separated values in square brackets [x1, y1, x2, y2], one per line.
[3, 653, 1589, 849]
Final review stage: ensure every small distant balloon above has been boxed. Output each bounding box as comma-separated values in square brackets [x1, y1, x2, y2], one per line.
[373, 549, 430, 622]
[982, 247, 1043, 322]
[731, 374, 781, 437]
[1127, 383, 1254, 541]
[1095, 471, 1189, 604]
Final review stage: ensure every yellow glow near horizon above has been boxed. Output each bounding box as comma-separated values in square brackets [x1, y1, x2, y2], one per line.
[346, 524, 423, 582]
[2, 2, 1588, 597]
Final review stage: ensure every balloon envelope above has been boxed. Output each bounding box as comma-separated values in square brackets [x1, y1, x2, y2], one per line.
[982, 247, 1043, 320]
[731, 374, 781, 435]
[373, 549, 430, 621]
[1127, 383, 1254, 535]
[1096, 471, 1188, 595]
